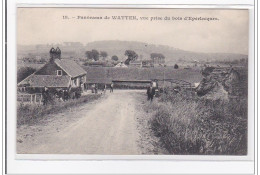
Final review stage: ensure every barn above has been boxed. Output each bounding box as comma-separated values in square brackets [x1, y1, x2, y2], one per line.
[18, 47, 87, 93]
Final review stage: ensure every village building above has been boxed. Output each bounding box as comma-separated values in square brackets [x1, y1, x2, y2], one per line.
[128, 60, 155, 68]
[141, 60, 154, 68]
[129, 60, 143, 68]
[152, 57, 165, 67]
[18, 47, 87, 93]
[115, 62, 128, 68]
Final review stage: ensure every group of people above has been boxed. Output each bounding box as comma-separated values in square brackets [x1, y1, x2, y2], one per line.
[42, 86, 81, 105]
[55, 89, 70, 101]
[91, 83, 114, 94]
[42, 82, 156, 105]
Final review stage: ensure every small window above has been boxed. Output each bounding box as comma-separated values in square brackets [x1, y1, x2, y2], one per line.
[57, 70, 62, 76]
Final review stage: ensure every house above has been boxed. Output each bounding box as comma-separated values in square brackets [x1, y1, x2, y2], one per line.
[152, 57, 165, 67]
[141, 60, 154, 68]
[129, 60, 143, 68]
[129, 60, 156, 68]
[115, 62, 128, 68]
[18, 47, 87, 93]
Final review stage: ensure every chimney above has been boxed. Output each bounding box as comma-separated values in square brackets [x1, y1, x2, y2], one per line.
[49, 47, 61, 62]
[49, 47, 55, 62]
[56, 47, 61, 60]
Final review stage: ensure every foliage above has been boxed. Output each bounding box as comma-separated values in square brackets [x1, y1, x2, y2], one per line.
[85, 51, 93, 60]
[100, 51, 108, 59]
[174, 64, 179, 69]
[111, 55, 119, 61]
[85, 49, 100, 61]
[124, 50, 138, 65]
[22, 57, 47, 64]
[17, 67, 36, 83]
[150, 53, 165, 60]
[148, 88, 247, 155]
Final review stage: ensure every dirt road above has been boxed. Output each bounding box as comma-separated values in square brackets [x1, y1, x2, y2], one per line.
[17, 90, 159, 154]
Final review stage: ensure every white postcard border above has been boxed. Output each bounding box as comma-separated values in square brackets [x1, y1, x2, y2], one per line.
[5, 1, 256, 174]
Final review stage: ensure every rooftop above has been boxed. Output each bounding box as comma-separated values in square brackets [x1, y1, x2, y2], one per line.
[55, 59, 87, 77]
[18, 75, 71, 88]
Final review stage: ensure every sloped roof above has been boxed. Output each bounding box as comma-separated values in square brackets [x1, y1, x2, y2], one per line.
[18, 75, 71, 88]
[85, 78, 112, 84]
[55, 59, 87, 77]
[115, 62, 128, 68]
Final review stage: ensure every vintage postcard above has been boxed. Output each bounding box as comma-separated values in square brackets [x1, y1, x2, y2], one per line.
[16, 8, 249, 155]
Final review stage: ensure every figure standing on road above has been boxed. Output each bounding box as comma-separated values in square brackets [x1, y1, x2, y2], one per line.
[42, 86, 49, 105]
[103, 84, 107, 94]
[64, 89, 69, 101]
[110, 83, 114, 93]
[91, 84, 95, 93]
[94, 84, 98, 94]
[147, 83, 155, 102]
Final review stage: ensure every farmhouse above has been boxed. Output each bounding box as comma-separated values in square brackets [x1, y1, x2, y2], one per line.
[142, 60, 154, 68]
[18, 47, 87, 93]
[115, 62, 128, 68]
[129, 60, 143, 68]
[129, 60, 154, 68]
[153, 57, 165, 65]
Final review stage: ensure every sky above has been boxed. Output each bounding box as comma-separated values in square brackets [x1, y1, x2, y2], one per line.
[17, 8, 249, 55]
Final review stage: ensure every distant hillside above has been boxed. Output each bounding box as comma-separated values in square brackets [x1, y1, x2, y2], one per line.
[18, 40, 248, 65]
[85, 40, 248, 65]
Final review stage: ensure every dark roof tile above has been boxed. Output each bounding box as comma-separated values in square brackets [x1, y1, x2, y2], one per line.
[55, 59, 86, 77]
[18, 75, 71, 88]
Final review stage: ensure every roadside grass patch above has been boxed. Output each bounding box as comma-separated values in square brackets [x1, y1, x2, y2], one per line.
[17, 94, 102, 126]
[148, 90, 247, 155]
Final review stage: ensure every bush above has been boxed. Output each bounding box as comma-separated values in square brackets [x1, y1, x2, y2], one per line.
[111, 55, 119, 61]
[149, 88, 247, 155]
[174, 64, 179, 69]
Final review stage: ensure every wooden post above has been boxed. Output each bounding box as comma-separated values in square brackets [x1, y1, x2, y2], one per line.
[30, 94, 33, 104]
[40, 94, 42, 105]
[34, 94, 37, 104]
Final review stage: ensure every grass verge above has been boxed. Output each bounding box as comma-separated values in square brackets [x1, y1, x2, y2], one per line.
[17, 94, 102, 126]
[147, 90, 247, 155]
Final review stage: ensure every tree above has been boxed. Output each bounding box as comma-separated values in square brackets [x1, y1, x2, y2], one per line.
[91, 49, 99, 61]
[174, 64, 179, 69]
[17, 67, 36, 83]
[111, 55, 119, 61]
[85, 51, 93, 60]
[150, 53, 165, 62]
[100, 51, 108, 59]
[85, 50, 100, 61]
[124, 50, 138, 65]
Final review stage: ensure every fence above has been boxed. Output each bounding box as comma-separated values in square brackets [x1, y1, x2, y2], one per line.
[17, 93, 42, 104]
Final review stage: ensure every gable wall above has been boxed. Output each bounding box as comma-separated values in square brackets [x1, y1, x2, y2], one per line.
[35, 62, 68, 76]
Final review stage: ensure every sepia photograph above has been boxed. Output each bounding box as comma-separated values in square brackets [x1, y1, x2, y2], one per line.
[16, 8, 249, 155]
